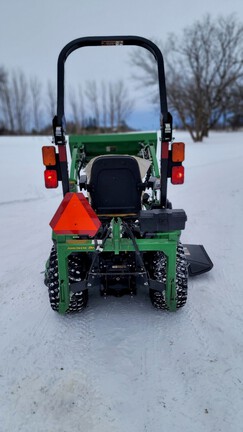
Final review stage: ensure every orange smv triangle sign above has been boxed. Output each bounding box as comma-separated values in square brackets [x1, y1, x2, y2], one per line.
[50, 192, 101, 236]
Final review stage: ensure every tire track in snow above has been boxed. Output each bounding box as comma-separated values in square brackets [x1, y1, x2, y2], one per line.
[186, 296, 212, 357]
[92, 293, 189, 431]
[59, 304, 118, 430]
[140, 298, 226, 431]
[87, 292, 157, 430]
[139, 309, 193, 431]
[0, 193, 61, 206]
[216, 266, 243, 320]
[0, 196, 45, 206]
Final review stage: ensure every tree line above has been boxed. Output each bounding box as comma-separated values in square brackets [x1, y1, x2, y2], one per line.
[1, 14, 243, 141]
[0, 70, 134, 135]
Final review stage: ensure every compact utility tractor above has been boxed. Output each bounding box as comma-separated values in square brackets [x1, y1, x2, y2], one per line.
[43, 36, 213, 314]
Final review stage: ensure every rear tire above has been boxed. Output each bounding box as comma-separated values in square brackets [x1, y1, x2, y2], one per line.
[45, 246, 88, 313]
[149, 243, 188, 310]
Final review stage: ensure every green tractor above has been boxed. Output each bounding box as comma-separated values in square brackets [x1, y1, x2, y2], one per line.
[43, 36, 213, 314]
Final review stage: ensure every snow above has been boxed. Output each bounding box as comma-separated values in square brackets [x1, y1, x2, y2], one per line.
[0, 132, 243, 431]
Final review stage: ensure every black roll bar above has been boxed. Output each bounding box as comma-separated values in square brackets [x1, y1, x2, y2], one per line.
[56, 35, 169, 126]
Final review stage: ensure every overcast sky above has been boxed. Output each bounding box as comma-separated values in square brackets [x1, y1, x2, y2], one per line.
[1, 0, 243, 125]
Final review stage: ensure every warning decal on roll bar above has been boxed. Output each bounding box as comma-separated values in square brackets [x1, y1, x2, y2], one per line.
[101, 41, 124, 46]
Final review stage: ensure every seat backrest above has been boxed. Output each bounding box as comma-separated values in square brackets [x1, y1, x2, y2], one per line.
[89, 155, 142, 215]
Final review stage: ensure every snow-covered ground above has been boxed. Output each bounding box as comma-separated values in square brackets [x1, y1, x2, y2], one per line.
[0, 132, 243, 432]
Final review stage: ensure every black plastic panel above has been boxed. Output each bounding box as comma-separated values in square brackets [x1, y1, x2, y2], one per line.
[183, 244, 213, 276]
[139, 209, 187, 233]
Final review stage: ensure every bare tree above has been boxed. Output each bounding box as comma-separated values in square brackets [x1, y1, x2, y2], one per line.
[0, 67, 7, 128]
[0, 69, 29, 133]
[130, 45, 159, 107]
[0, 68, 135, 134]
[46, 80, 56, 120]
[226, 81, 243, 129]
[114, 80, 134, 129]
[108, 82, 115, 130]
[131, 15, 243, 141]
[0, 67, 6, 87]
[85, 80, 100, 129]
[0, 67, 15, 132]
[69, 80, 134, 132]
[30, 76, 42, 132]
[12, 69, 29, 133]
[69, 85, 85, 132]
[101, 81, 108, 130]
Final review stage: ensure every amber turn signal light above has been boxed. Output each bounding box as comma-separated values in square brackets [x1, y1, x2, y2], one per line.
[171, 142, 185, 162]
[42, 146, 56, 166]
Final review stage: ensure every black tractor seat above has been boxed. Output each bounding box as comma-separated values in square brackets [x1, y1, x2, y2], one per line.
[88, 155, 144, 216]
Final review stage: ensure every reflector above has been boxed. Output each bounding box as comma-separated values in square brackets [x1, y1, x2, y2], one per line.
[171, 166, 184, 184]
[42, 146, 56, 166]
[44, 170, 58, 188]
[50, 193, 101, 236]
[161, 141, 169, 159]
[172, 142, 185, 162]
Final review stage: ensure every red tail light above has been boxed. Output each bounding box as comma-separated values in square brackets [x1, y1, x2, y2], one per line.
[171, 166, 184, 184]
[44, 170, 58, 188]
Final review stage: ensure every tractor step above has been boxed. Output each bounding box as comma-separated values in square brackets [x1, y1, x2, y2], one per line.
[183, 244, 213, 276]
